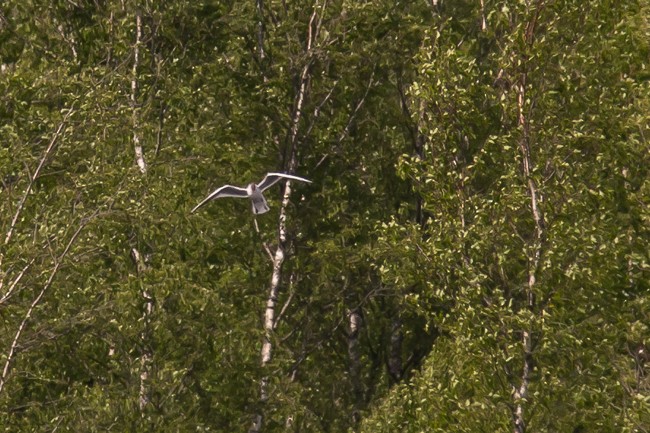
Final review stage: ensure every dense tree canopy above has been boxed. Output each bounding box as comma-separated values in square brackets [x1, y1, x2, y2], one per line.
[1, 1, 648, 432]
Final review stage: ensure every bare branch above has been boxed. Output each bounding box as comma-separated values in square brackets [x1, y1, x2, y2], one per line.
[1, 110, 74, 294]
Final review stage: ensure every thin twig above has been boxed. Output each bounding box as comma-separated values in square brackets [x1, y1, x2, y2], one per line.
[4, 114, 72, 247]
[253, 217, 274, 262]
[315, 68, 375, 169]
[337, 66, 375, 144]
[0, 259, 36, 306]
[273, 273, 296, 329]
[302, 80, 339, 141]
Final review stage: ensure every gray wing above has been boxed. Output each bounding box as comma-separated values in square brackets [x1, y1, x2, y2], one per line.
[191, 185, 248, 213]
[257, 172, 312, 192]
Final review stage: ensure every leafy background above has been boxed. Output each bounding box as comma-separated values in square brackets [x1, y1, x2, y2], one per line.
[1, 1, 648, 432]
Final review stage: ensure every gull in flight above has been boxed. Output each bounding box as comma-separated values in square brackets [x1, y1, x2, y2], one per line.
[191, 172, 312, 215]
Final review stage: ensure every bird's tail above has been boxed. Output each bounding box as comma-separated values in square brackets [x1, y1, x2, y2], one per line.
[252, 196, 270, 214]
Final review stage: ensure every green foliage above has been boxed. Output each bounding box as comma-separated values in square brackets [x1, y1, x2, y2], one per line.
[0, 0, 647, 432]
[360, 0, 650, 432]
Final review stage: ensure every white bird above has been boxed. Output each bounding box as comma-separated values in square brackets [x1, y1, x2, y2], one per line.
[191, 172, 312, 215]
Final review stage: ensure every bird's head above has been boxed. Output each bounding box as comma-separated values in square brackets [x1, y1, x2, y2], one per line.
[246, 183, 257, 194]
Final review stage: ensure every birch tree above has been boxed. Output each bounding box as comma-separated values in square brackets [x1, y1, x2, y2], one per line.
[249, 3, 326, 431]
[2, 0, 645, 431]
[360, 0, 650, 431]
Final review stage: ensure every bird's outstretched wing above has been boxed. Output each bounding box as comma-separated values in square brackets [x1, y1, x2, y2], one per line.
[191, 185, 248, 213]
[258, 172, 312, 192]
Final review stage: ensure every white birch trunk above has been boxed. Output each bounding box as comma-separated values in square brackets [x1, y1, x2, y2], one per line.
[130, 12, 152, 412]
[251, 159, 298, 433]
[256, 0, 265, 61]
[510, 4, 546, 430]
[512, 54, 544, 433]
[348, 308, 363, 399]
[250, 6, 323, 432]
[132, 13, 146, 174]
[131, 247, 153, 411]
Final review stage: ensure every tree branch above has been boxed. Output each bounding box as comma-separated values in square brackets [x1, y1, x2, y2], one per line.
[3, 114, 72, 248]
[273, 273, 296, 330]
[0, 259, 35, 306]
[0, 212, 95, 395]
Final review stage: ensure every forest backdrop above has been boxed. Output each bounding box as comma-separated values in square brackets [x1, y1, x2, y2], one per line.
[1, 0, 649, 432]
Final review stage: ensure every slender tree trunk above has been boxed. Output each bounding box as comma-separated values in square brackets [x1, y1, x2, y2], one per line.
[250, 6, 322, 431]
[256, 0, 265, 61]
[251, 170, 299, 433]
[130, 12, 153, 413]
[511, 21, 545, 433]
[251, 49, 307, 433]
[512, 77, 545, 433]
[512, 76, 543, 433]
[348, 308, 363, 423]
[391, 78, 424, 390]
[509, 4, 545, 432]
[251, 124, 303, 433]
[132, 13, 146, 174]
[131, 248, 153, 411]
